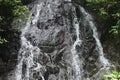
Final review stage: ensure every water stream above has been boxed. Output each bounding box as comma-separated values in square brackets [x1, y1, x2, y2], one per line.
[15, 3, 45, 80]
[14, 1, 111, 80]
[79, 6, 110, 67]
[71, 7, 83, 80]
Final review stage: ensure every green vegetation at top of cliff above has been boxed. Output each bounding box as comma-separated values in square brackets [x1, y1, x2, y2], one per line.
[0, 0, 28, 25]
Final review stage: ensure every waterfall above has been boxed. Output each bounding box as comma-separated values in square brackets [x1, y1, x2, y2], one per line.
[70, 7, 83, 80]
[15, 3, 45, 80]
[69, 5, 110, 80]
[79, 6, 110, 67]
[79, 6, 111, 79]
[13, 0, 111, 80]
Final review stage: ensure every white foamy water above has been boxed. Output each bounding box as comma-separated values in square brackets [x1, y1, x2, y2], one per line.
[15, 3, 45, 80]
[70, 7, 84, 80]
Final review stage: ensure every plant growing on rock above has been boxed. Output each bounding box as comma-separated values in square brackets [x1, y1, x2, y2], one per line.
[104, 70, 120, 80]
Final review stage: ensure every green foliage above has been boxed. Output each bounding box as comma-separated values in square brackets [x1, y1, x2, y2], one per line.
[0, 0, 28, 25]
[109, 20, 120, 44]
[104, 70, 120, 80]
[12, 5, 28, 23]
[86, 0, 120, 44]
[0, 37, 8, 44]
[0, 0, 28, 45]
[86, 0, 120, 19]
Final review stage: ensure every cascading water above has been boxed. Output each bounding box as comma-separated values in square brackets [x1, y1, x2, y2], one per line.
[69, 5, 110, 80]
[79, 6, 111, 79]
[15, 3, 45, 80]
[12, 0, 111, 80]
[70, 7, 83, 80]
[79, 6, 110, 67]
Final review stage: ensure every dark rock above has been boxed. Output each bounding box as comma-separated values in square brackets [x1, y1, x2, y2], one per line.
[71, 0, 86, 6]
[39, 46, 55, 53]
[21, 0, 36, 5]
[103, 39, 120, 63]
[0, 29, 20, 76]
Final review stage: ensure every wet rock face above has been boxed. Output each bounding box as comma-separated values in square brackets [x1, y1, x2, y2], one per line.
[25, 1, 69, 53]
[0, 29, 21, 76]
